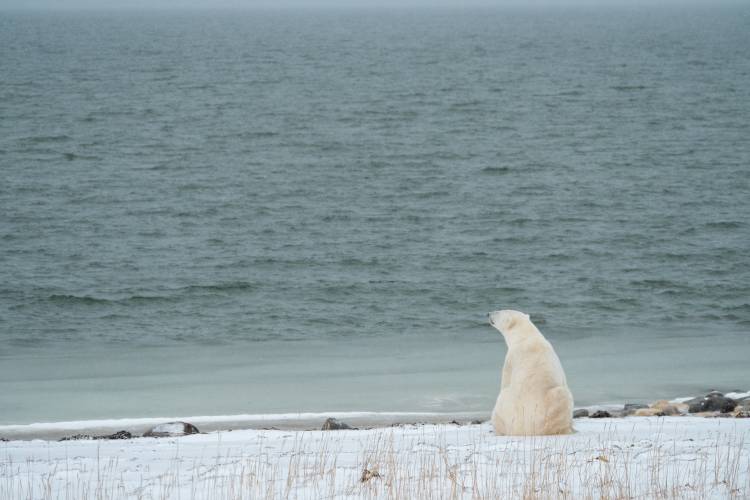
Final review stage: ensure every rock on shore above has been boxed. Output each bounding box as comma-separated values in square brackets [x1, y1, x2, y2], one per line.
[143, 422, 200, 438]
[322, 418, 354, 430]
[686, 391, 738, 413]
[575, 390, 749, 420]
[59, 430, 132, 442]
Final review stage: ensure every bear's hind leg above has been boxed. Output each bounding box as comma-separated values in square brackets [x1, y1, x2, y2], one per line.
[541, 387, 573, 435]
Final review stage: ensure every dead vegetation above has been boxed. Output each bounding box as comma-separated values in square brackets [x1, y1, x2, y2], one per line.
[1, 421, 748, 499]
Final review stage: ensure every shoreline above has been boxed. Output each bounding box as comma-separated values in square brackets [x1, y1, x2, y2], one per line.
[2, 389, 748, 442]
[0, 411, 486, 441]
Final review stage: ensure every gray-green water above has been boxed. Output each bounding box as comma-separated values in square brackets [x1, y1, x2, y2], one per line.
[1, 7, 749, 425]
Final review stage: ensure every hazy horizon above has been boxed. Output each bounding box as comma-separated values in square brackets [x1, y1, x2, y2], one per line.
[1, 0, 747, 11]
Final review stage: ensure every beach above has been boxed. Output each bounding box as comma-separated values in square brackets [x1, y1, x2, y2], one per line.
[2, 415, 749, 499]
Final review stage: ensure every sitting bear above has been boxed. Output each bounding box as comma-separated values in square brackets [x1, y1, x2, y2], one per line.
[488, 309, 573, 436]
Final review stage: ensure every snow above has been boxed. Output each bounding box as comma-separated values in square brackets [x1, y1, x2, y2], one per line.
[1, 416, 748, 499]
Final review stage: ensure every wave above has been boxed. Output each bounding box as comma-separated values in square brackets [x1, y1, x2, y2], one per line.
[481, 166, 510, 175]
[704, 221, 743, 230]
[45, 282, 258, 306]
[630, 279, 681, 288]
[182, 281, 257, 293]
[48, 294, 112, 305]
[63, 152, 101, 161]
[18, 134, 71, 144]
[610, 85, 647, 91]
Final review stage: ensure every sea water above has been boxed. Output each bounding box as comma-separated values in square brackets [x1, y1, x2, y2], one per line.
[1, 6, 749, 425]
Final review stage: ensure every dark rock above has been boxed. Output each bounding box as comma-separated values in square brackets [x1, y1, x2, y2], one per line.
[688, 393, 737, 413]
[0, 437, 8, 442]
[59, 434, 93, 441]
[573, 409, 589, 418]
[471, 419, 484, 425]
[96, 430, 132, 440]
[60, 430, 133, 441]
[321, 418, 353, 431]
[589, 410, 611, 418]
[143, 421, 200, 438]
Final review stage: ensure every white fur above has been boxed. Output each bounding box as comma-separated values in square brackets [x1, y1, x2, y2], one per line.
[488, 309, 573, 436]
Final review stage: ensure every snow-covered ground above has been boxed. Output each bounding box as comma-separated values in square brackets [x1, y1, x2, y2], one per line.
[1, 416, 748, 499]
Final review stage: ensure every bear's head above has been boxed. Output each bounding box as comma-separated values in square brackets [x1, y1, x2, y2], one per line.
[488, 309, 531, 337]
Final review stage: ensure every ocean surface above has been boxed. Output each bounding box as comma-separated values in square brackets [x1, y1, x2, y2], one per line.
[1, 6, 749, 425]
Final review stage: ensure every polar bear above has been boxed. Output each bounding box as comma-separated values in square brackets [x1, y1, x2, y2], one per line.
[488, 309, 573, 436]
